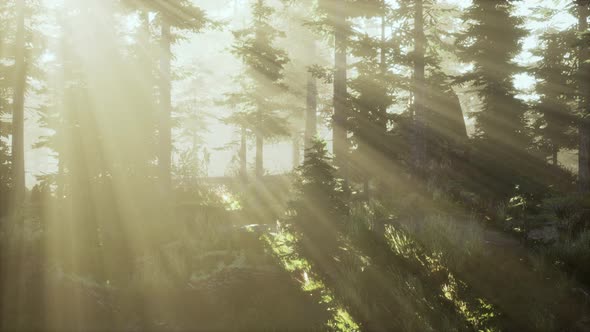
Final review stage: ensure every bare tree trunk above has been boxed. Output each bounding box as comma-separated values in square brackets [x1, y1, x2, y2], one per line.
[240, 126, 247, 181]
[11, 0, 27, 212]
[412, 0, 427, 174]
[256, 134, 263, 179]
[552, 147, 559, 166]
[159, 19, 172, 191]
[579, 1, 590, 193]
[333, 9, 348, 182]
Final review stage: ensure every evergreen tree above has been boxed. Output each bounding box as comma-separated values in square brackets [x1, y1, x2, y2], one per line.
[456, 0, 528, 149]
[348, 11, 395, 195]
[122, 0, 214, 190]
[455, 0, 529, 198]
[576, 0, 590, 192]
[230, 0, 290, 179]
[290, 138, 347, 267]
[531, 28, 578, 165]
[379, 1, 467, 178]
[11, 0, 26, 210]
[317, 0, 384, 182]
[2, 0, 44, 212]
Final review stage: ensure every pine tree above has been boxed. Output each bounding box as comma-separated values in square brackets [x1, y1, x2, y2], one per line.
[230, 0, 290, 179]
[0, 2, 14, 216]
[531, 28, 577, 165]
[10, 0, 27, 211]
[576, 0, 590, 192]
[455, 0, 529, 198]
[278, 0, 323, 168]
[317, 0, 384, 181]
[348, 10, 395, 195]
[290, 138, 347, 265]
[381, 0, 467, 174]
[122, 0, 214, 190]
[456, 0, 528, 149]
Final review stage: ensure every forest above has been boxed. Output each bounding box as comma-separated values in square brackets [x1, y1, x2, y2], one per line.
[2, 0, 590, 331]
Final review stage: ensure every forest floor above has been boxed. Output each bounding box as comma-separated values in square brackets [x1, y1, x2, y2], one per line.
[3, 183, 590, 331]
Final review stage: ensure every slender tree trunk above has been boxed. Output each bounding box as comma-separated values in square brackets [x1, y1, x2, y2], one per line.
[412, 0, 427, 173]
[255, 134, 263, 179]
[11, 0, 27, 211]
[552, 147, 559, 166]
[159, 19, 172, 191]
[578, 1, 590, 192]
[304, 47, 318, 155]
[333, 9, 348, 181]
[240, 126, 247, 180]
[379, 14, 388, 133]
[292, 133, 301, 169]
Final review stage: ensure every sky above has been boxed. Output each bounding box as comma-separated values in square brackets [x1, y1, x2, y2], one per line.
[21, 0, 577, 187]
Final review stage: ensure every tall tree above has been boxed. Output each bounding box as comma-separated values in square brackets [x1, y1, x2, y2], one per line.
[230, 0, 290, 179]
[412, 0, 427, 173]
[11, 0, 27, 210]
[317, 0, 383, 182]
[122, 0, 213, 191]
[577, 0, 590, 192]
[332, 4, 349, 181]
[455, 0, 528, 198]
[348, 10, 395, 195]
[456, 0, 528, 149]
[531, 28, 577, 165]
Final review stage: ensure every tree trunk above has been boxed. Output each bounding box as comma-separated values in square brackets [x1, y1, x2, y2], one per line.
[304, 57, 318, 155]
[333, 9, 348, 182]
[240, 126, 247, 181]
[292, 133, 301, 169]
[412, 0, 427, 174]
[159, 19, 172, 191]
[11, 0, 27, 211]
[579, 1, 590, 193]
[552, 147, 559, 166]
[255, 134, 263, 179]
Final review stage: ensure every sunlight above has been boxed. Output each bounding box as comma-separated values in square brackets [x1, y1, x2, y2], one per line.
[2, 0, 590, 330]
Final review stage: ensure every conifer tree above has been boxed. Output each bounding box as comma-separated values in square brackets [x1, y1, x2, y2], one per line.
[381, 1, 466, 173]
[348, 11, 395, 195]
[531, 28, 577, 165]
[230, 0, 290, 179]
[455, 0, 529, 198]
[317, 0, 384, 181]
[290, 138, 347, 265]
[576, 0, 590, 192]
[456, 0, 528, 150]
[10, 0, 27, 210]
[122, 0, 214, 190]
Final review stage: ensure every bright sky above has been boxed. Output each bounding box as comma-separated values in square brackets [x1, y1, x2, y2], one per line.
[23, 0, 577, 187]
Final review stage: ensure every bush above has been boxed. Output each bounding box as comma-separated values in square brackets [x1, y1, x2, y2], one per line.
[540, 194, 590, 235]
[545, 230, 590, 285]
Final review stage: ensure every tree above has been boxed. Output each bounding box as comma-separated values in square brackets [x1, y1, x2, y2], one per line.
[456, 0, 528, 149]
[317, 0, 384, 182]
[290, 138, 347, 266]
[348, 10, 395, 195]
[576, 0, 590, 192]
[455, 0, 529, 198]
[121, 0, 214, 191]
[381, 0, 467, 180]
[278, 0, 323, 167]
[10, 0, 27, 211]
[531, 28, 577, 165]
[230, 0, 290, 179]
[412, 0, 427, 173]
